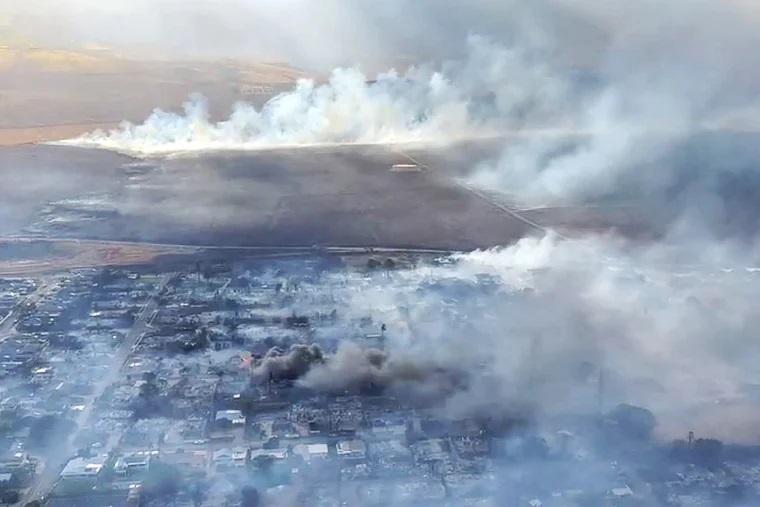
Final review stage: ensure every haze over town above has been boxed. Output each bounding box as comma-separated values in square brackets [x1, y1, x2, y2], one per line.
[1, 1, 760, 506]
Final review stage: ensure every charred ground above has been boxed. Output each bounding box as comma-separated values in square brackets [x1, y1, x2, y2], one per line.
[0, 141, 652, 251]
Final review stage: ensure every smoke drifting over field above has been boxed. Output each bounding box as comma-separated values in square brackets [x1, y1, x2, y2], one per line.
[57, 0, 760, 442]
[58, 2, 760, 239]
[472, 2, 760, 209]
[32, 0, 760, 452]
[59, 36, 566, 156]
[45, 2, 760, 418]
[11, 2, 760, 506]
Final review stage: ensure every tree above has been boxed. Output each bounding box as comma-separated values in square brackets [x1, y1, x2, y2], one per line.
[606, 404, 656, 440]
[28, 415, 75, 449]
[241, 486, 260, 507]
[251, 454, 274, 471]
[143, 462, 182, 499]
[0, 415, 14, 437]
[139, 380, 160, 398]
[1, 491, 19, 504]
[189, 480, 208, 507]
[693, 438, 723, 467]
[131, 375, 167, 418]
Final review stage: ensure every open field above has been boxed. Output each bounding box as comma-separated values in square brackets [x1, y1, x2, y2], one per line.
[0, 47, 306, 145]
[0, 144, 536, 250]
[0, 122, 120, 146]
[0, 238, 195, 276]
[0, 47, 652, 249]
[0, 145, 131, 234]
[0, 140, 660, 254]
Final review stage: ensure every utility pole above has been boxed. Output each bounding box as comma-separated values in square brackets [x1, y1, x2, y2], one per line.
[597, 367, 605, 416]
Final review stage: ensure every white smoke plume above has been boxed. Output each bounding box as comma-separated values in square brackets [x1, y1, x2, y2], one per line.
[470, 1, 760, 207]
[287, 231, 760, 443]
[56, 36, 569, 156]
[37, 0, 760, 227]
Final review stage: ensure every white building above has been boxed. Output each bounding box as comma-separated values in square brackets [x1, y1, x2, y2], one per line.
[61, 455, 108, 480]
[337, 439, 367, 459]
[250, 448, 288, 461]
[293, 443, 329, 462]
[113, 450, 157, 476]
[215, 409, 246, 426]
[213, 447, 248, 469]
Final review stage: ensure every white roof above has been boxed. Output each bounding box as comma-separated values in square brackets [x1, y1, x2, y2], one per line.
[216, 409, 243, 417]
[61, 455, 107, 477]
[294, 442, 329, 460]
[251, 448, 288, 460]
[610, 485, 633, 497]
[337, 439, 366, 455]
[213, 448, 233, 460]
[213, 448, 247, 464]
[215, 409, 246, 423]
[307, 443, 328, 455]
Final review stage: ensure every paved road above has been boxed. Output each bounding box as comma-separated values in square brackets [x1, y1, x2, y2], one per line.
[1, 236, 456, 256]
[0, 277, 62, 342]
[393, 149, 564, 240]
[21, 273, 174, 503]
[454, 181, 567, 240]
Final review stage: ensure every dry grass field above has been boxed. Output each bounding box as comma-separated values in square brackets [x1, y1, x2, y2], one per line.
[0, 46, 308, 144]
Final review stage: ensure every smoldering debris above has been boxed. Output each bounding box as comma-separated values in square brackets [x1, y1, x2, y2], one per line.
[252, 342, 467, 404]
[252, 344, 325, 381]
[299, 342, 467, 402]
[288, 231, 760, 442]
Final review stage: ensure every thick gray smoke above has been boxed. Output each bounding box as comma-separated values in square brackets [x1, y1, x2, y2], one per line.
[252, 341, 466, 404]
[238, 230, 760, 443]
[290, 232, 760, 444]
[252, 344, 324, 381]
[26, 0, 760, 445]
[298, 342, 467, 403]
[471, 2, 760, 213]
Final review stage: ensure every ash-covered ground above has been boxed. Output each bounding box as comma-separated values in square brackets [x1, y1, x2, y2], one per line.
[3, 247, 760, 507]
[0, 141, 654, 250]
